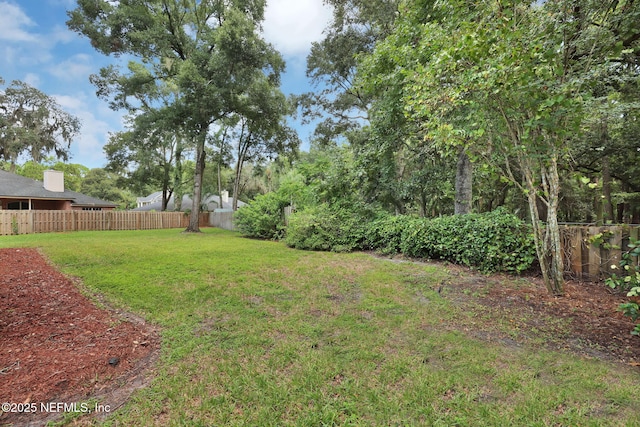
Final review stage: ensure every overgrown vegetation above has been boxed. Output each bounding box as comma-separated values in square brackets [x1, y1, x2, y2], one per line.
[233, 190, 290, 240]
[1, 230, 638, 426]
[371, 209, 536, 274]
[284, 202, 381, 253]
[606, 240, 640, 335]
[237, 201, 536, 274]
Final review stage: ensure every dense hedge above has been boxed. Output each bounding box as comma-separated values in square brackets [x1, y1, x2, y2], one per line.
[284, 203, 379, 253]
[385, 209, 537, 274]
[233, 192, 290, 240]
[237, 199, 537, 273]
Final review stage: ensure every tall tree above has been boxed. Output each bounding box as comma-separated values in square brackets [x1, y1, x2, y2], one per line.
[106, 130, 169, 210]
[371, 0, 577, 295]
[360, 0, 640, 295]
[229, 81, 299, 211]
[68, 0, 285, 231]
[105, 110, 189, 212]
[302, 0, 400, 144]
[15, 158, 89, 192]
[0, 79, 80, 171]
[571, 48, 640, 223]
[81, 167, 135, 208]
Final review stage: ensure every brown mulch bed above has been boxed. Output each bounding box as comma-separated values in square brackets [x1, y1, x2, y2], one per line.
[0, 248, 160, 427]
[441, 263, 640, 365]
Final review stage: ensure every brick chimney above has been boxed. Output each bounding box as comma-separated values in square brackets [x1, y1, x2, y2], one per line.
[43, 170, 64, 192]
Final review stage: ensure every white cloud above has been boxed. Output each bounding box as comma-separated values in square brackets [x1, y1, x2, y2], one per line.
[0, 2, 38, 42]
[73, 107, 123, 167]
[1, 46, 19, 70]
[53, 93, 88, 111]
[48, 54, 95, 81]
[52, 92, 126, 167]
[23, 72, 41, 87]
[263, 0, 332, 57]
[49, 25, 77, 45]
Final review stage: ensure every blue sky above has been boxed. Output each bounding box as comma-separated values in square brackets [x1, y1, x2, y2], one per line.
[0, 0, 332, 168]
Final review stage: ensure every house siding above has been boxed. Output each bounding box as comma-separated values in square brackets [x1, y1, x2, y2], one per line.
[0, 199, 73, 210]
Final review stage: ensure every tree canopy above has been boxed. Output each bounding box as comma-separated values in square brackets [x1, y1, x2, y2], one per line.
[0, 78, 80, 171]
[49, 0, 640, 297]
[67, 0, 293, 231]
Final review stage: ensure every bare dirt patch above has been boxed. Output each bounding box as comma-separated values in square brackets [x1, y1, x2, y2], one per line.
[0, 248, 160, 426]
[439, 263, 640, 364]
[374, 252, 640, 365]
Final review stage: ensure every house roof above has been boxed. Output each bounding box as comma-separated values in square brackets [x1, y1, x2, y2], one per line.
[135, 191, 163, 204]
[133, 193, 245, 211]
[0, 170, 118, 208]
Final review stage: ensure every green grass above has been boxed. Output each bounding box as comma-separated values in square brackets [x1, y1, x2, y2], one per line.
[2, 228, 639, 426]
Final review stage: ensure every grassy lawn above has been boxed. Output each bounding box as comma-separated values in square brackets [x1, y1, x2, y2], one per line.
[2, 228, 639, 426]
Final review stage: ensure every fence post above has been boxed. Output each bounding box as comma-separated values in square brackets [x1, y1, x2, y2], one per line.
[608, 227, 623, 273]
[568, 226, 584, 279]
[587, 226, 602, 280]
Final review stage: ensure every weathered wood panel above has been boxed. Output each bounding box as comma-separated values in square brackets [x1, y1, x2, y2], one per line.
[560, 225, 640, 282]
[0, 211, 200, 236]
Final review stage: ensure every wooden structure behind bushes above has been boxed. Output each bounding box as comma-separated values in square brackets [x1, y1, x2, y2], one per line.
[209, 210, 235, 231]
[560, 225, 640, 282]
[0, 210, 209, 235]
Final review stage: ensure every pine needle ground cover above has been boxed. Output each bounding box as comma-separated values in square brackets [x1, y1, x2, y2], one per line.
[1, 228, 638, 426]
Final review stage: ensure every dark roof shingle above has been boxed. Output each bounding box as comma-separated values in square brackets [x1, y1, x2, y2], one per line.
[0, 170, 117, 207]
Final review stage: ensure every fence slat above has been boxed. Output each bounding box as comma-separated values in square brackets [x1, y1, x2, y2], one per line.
[586, 226, 601, 280]
[560, 225, 640, 282]
[567, 226, 584, 280]
[0, 210, 206, 236]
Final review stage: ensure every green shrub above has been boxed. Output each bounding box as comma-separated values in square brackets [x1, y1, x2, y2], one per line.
[284, 203, 375, 252]
[241, 197, 535, 274]
[284, 205, 334, 251]
[398, 209, 536, 274]
[606, 240, 640, 293]
[235, 170, 315, 240]
[234, 192, 289, 240]
[365, 215, 421, 255]
[605, 240, 640, 335]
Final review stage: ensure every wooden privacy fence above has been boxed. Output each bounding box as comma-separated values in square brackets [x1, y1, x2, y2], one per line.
[560, 225, 640, 282]
[0, 210, 209, 236]
[209, 210, 235, 231]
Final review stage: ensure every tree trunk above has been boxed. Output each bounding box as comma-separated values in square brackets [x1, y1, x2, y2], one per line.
[602, 157, 614, 223]
[545, 159, 564, 294]
[233, 152, 245, 212]
[174, 147, 183, 212]
[233, 160, 241, 211]
[161, 157, 172, 211]
[594, 177, 603, 225]
[524, 160, 564, 296]
[618, 183, 629, 223]
[161, 188, 169, 211]
[454, 148, 473, 215]
[217, 158, 223, 211]
[233, 131, 251, 212]
[185, 132, 206, 232]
